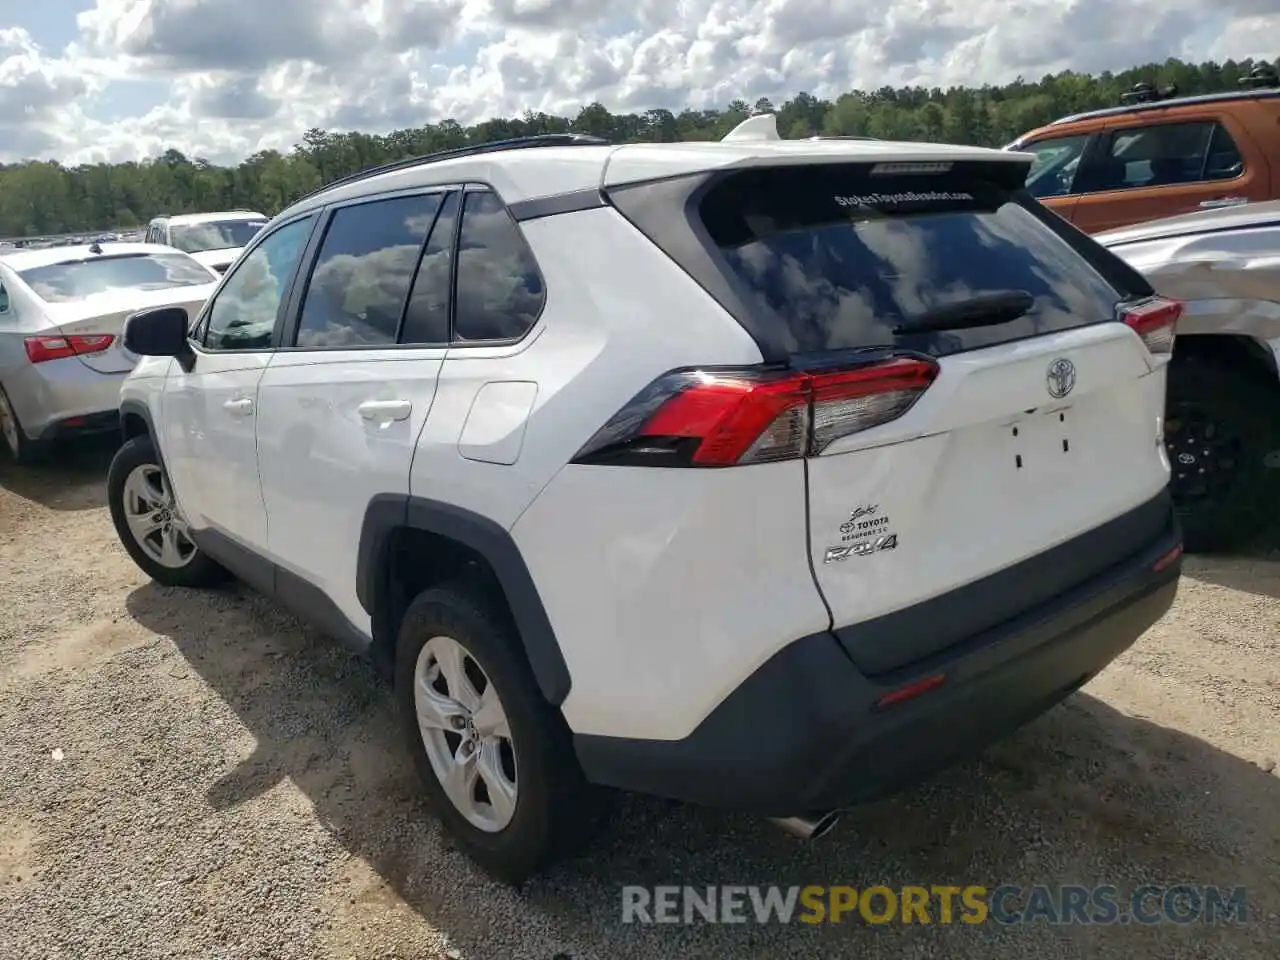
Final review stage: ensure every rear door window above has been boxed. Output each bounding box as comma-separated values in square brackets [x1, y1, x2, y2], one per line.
[699, 164, 1128, 357]
[293, 193, 443, 349]
[1089, 121, 1244, 191]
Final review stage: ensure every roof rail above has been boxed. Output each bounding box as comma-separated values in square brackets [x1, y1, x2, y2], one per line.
[293, 133, 611, 204]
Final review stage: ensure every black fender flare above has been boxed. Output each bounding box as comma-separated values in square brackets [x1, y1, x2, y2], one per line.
[118, 399, 165, 468]
[357, 494, 572, 705]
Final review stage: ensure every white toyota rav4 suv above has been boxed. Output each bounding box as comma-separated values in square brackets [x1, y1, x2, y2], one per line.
[107, 117, 1185, 881]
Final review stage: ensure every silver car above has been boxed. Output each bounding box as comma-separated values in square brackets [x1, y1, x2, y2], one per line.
[1097, 201, 1280, 552]
[0, 242, 219, 462]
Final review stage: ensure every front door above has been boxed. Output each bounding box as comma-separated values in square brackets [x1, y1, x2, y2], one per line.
[163, 213, 318, 551]
[255, 190, 455, 632]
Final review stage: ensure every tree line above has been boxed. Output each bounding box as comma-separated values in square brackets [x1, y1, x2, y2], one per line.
[1, 56, 1276, 238]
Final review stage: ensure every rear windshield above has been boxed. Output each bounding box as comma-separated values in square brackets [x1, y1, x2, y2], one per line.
[19, 253, 214, 303]
[700, 165, 1128, 357]
[171, 219, 267, 254]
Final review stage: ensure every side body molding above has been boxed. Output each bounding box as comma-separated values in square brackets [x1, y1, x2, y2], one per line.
[357, 494, 572, 705]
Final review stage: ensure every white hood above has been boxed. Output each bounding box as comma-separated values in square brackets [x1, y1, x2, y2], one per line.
[189, 247, 243, 272]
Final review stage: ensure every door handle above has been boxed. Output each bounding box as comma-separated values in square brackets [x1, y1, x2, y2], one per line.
[1198, 197, 1247, 209]
[358, 399, 412, 422]
[223, 397, 254, 416]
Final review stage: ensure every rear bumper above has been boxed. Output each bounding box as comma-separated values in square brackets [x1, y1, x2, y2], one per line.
[573, 493, 1182, 816]
[4, 358, 124, 440]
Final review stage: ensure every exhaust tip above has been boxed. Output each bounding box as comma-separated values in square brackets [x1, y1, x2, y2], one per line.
[768, 811, 841, 841]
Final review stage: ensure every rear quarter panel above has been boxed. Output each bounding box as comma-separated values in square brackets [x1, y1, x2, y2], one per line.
[1105, 226, 1280, 358]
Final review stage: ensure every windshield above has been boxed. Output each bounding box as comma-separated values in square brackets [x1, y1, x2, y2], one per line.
[170, 219, 267, 254]
[19, 253, 215, 303]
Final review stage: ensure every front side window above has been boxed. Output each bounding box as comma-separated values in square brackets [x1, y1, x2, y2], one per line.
[1022, 134, 1090, 199]
[170, 218, 269, 254]
[453, 189, 545, 342]
[18, 253, 214, 304]
[294, 194, 443, 348]
[1090, 121, 1244, 192]
[203, 215, 315, 351]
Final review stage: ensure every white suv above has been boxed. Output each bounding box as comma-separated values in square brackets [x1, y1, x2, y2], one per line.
[145, 211, 268, 274]
[107, 118, 1185, 881]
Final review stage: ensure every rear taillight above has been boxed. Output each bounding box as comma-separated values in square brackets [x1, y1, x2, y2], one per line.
[24, 334, 115, 364]
[1121, 297, 1181, 356]
[572, 357, 938, 467]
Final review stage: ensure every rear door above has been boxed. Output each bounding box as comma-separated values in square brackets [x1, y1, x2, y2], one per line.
[1071, 116, 1268, 233]
[627, 160, 1173, 675]
[254, 189, 453, 633]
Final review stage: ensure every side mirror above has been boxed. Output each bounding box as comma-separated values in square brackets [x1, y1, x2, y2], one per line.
[123, 307, 193, 363]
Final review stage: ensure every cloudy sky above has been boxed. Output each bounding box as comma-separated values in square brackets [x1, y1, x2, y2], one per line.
[2, 0, 1277, 166]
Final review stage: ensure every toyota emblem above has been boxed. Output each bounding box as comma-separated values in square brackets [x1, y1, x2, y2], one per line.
[1046, 357, 1076, 399]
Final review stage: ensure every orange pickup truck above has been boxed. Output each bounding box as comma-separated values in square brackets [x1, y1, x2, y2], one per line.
[1007, 64, 1280, 233]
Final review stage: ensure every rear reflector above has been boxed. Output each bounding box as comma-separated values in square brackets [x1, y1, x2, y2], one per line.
[24, 334, 115, 364]
[1152, 544, 1183, 573]
[572, 357, 938, 467]
[875, 673, 948, 710]
[1120, 297, 1181, 355]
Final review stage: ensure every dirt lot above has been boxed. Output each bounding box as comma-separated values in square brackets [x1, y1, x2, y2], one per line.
[1, 442, 1278, 960]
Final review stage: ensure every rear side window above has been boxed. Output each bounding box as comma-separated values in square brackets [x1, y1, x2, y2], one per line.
[1087, 122, 1244, 192]
[700, 164, 1126, 357]
[18, 253, 214, 304]
[294, 193, 443, 348]
[453, 189, 545, 342]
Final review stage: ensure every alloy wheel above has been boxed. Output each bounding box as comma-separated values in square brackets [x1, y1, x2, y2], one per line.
[121, 463, 197, 568]
[413, 635, 518, 833]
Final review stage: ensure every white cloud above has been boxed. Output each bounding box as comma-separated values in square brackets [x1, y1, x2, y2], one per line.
[0, 0, 1276, 165]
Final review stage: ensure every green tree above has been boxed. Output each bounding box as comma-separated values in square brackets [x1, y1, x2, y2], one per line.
[2, 56, 1274, 238]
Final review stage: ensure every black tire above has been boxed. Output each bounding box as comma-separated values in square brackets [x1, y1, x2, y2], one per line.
[107, 435, 229, 587]
[395, 581, 609, 883]
[0, 383, 51, 464]
[1165, 355, 1280, 553]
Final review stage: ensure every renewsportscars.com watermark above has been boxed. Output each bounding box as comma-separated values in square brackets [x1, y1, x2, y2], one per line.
[621, 884, 1249, 926]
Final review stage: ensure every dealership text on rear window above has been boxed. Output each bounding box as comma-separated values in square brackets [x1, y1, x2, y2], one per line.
[835, 191, 975, 208]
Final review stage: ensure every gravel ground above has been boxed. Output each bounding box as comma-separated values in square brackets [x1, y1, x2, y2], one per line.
[1, 440, 1278, 960]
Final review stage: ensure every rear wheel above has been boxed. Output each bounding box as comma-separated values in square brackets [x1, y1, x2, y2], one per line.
[107, 435, 228, 587]
[1165, 355, 1280, 552]
[0, 384, 50, 464]
[395, 581, 608, 883]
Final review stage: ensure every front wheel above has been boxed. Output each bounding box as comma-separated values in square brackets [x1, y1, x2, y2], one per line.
[1165, 355, 1280, 553]
[395, 582, 609, 883]
[107, 435, 228, 587]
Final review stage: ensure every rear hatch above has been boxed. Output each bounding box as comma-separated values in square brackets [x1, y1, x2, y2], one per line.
[608, 157, 1175, 675]
[20, 253, 218, 374]
[49, 286, 215, 373]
